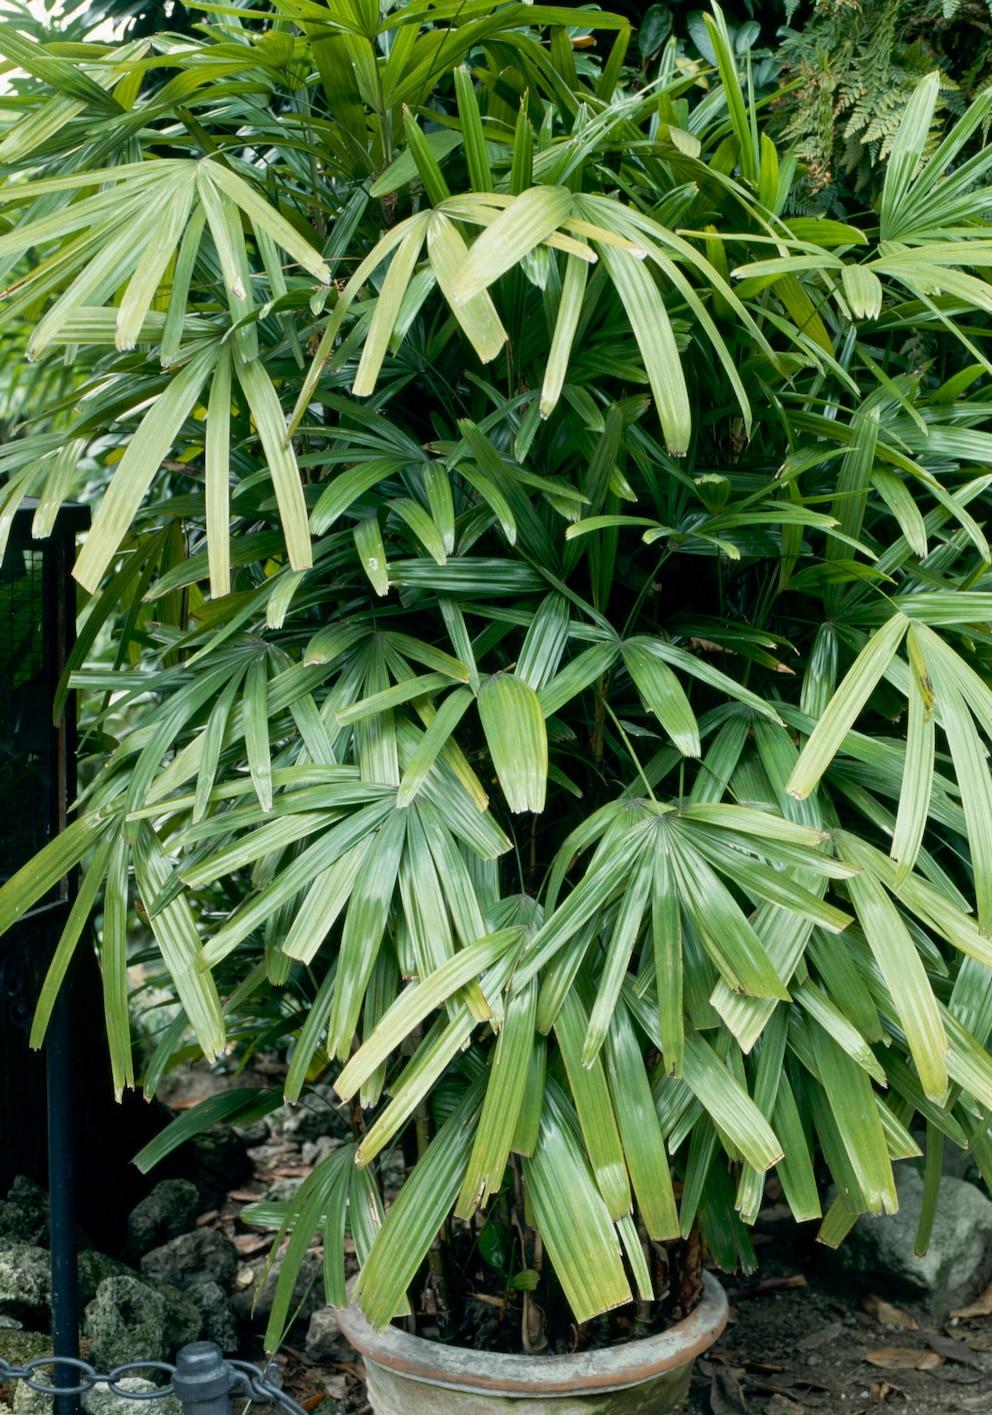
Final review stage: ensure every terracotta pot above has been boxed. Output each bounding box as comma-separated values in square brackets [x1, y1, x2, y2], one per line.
[336, 1270, 728, 1414]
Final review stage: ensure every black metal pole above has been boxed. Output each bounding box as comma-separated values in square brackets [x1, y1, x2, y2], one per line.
[43, 519, 81, 1415]
[46, 969, 80, 1415]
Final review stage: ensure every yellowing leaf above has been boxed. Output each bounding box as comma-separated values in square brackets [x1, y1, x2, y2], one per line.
[453, 185, 573, 304]
[478, 673, 548, 813]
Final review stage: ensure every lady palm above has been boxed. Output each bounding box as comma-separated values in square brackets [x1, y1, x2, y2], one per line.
[3, 0, 992, 1345]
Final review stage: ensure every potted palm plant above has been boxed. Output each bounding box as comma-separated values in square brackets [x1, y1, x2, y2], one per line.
[4, 0, 992, 1407]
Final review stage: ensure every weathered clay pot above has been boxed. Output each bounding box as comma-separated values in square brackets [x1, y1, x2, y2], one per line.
[336, 1270, 727, 1414]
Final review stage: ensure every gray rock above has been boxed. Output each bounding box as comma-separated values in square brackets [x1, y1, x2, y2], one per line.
[77, 1251, 131, 1309]
[265, 1179, 305, 1204]
[231, 1121, 269, 1145]
[140, 1229, 237, 1293]
[147, 1280, 201, 1353]
[183, 1127, 251, 1210]
[127, 1183, 199, 1259]
[270, 1096, 338, 1144]
[0, 1243, 51, 1323]
[0, 1328, 51, 1371]
[0, 1179, 49, 1248]
[4, 1333, 54, 1415]
[75, 1251, 199, 1353]
[910, 1131, 975, 1181]
[305, 1308, 357, 1364]
[83, 1277, 168, 1369]
[186, 1281, 238, 1354]
[13, 1377, 55, 1415]
[84, 1377, 181, 1415]
[6, 1332, 55, 1415]
[1, 1333, 74, 1415]
[231, 1252, 323, 1327]
[15, 1372, 183, 1415]
[301, 1139, 340, 1168]
[840, 1166, 992, 1317]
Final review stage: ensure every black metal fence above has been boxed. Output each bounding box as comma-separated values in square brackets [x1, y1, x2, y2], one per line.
[0, 1343, 310, 1415]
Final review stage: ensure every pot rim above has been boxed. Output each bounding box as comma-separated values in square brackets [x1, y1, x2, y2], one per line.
[335, 1269, 728, 1397]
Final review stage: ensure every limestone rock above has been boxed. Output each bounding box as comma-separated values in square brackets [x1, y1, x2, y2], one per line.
[127, 1183, 199, 1260]
[269, 1094, 338, 1144]
[231, 1252, 323, 1328]
[75, 1252, 199, 1353]
[2, 1331, 54, 1415]
[0, 1328, 52, 1372]
[13, 1376, 56, 1415]
[182, 1128, 251, 1210]
[146, 1280, 201, 1354]
[0, 1244, 51, 1324]
[0, 1179, 49, 1248]
[231, 1120, 269, 1145]
[13, 1372, 182, 1415]
[840, 1166, 992, 1317]
[83, 1277, 168, 1369]
[305, 1308, 357, 1364]
[77, 1251, 131, 1309]
[300, 1139, 340, 1168]
[140, 1228, 237, 1293]
[84, 1377, 182, 1415]
[186, 1281, 238, 1353]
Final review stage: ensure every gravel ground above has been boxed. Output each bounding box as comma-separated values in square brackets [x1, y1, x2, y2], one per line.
[684, 1261, 992, 1415]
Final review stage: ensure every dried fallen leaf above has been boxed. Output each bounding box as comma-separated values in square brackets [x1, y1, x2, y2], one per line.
[863, 1295, 919, 1330]
[951, 1282, 992, 1320]
[523, 1292, 548, 1354]
[280, 1345, 314, 1367]
[927, 1334, 985, 1368]
[330, 1362, 364, 1380]
[228, 1189, 264, 1202]
[731, 1275, 807, 1301]
[864, 1347, 945, 1372]
[710, 1368, 748, 1415]
[870, 1380, 908, 1404]
[232, 1234, 273, 1256]
[747, 1382, 818, 1398]
[797, 1320, 844, 1350]
[753, 1274, 807, 1294]
[764, 1396, 805, 1415]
